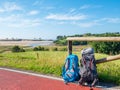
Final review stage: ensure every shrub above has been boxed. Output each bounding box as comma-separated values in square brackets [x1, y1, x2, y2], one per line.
[12, 46, 25, 52]
[20, 48, 25, 52]
[38, 46, 44, 51]
[52, 47, 58, 51]
[33, 47, 39, 51]
[90, 42, 120, 55]
[33, 46, 49, 51]
[44, 48, 49, 51]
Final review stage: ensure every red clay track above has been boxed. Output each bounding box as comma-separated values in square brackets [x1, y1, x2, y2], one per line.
[0, 69, 101, 90]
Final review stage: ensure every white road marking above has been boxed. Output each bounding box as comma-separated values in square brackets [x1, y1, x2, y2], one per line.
[0, 67, 63, 81]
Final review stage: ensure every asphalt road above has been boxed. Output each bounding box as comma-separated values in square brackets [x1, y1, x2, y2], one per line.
[0, 68, 100, 90]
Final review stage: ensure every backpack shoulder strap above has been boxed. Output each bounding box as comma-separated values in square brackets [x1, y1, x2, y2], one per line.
[89, 58, 93, 70]
[65, 58, 70, 71]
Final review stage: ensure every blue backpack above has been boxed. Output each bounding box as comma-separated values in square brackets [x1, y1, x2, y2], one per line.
[62, 54, 80, 83]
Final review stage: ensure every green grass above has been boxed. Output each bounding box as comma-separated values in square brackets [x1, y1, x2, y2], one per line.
[0, 48, 120, 85]
[0, 51, 67, 76]
[95, 53, 120, 84]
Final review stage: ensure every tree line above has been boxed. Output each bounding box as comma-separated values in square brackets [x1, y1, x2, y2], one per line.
[54, 32, 120, 55]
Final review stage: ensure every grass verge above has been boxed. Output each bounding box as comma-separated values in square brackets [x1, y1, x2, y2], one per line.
[0, 50, 119, 85]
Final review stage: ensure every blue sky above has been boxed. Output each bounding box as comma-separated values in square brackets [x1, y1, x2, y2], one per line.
[0, 0, 120, 39]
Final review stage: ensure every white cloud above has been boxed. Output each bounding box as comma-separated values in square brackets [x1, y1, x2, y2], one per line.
[69, 8, 76, 13]
[46, 13, 87, 21]
[45, 11, 120, 27]
[80, 5, 91, 9]
[0, 2, 22, 13]
[5, 2, 22, 11]
[80, 4, 102, 10]
[102, 18, 120, 23]
[28, 10, 39, 15]
[8, 19, 41, 28]
[33, 0, 44, 6]
[73, 17, 120, 28]
[91, 18, 120, 24]
[78, 22, 99, 28]
[33, 1, 40, 6]
[0, 15, 41, 28]
[0, 8, 4, 13]
[45, 6, 55, 10]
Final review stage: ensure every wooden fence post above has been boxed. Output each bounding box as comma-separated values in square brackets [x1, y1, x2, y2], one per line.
[68, 40, 72, 55]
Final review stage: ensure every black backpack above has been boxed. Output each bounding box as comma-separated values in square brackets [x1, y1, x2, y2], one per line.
[79, 48, 98, 87]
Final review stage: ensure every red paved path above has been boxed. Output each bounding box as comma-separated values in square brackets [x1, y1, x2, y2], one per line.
[0, 69, 101, 90]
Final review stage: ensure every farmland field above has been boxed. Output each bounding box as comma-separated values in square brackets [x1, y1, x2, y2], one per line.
[0, 46, 120, 85]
